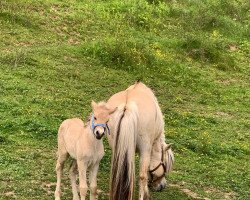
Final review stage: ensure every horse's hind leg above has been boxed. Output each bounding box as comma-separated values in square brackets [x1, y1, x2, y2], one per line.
[69, 160, 79, 200]
[89, 163, 100, 200]
[55, 150, 68, 200]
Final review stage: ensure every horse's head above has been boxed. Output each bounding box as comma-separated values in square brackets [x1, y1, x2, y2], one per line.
[91, 100, 117, 140]
[148, 143, 174, 191]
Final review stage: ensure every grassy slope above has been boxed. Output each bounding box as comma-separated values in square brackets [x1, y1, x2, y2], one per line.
[0, 0, 249, 199]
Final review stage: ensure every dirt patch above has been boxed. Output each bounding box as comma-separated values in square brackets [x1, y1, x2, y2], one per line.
[4, 191, 17, 198]
[170, 183, 237, 200]
[229, 45, 238, 52]
[205, 187, 237, 200]
[170, 184, 210, 200]
[215, 79, 237, 86]
[224, 192, 237, 200]
[42, 182, 57, 195]
[215, 111, 233, 119]
[67, 38, 80, 45]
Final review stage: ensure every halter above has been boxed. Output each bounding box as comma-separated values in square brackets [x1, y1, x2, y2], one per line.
[148, 146, 166, 184]
[90, 114, 110, 135]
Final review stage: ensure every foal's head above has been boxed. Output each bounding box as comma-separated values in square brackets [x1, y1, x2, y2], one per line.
[148, 143, 174, 191]
[91, 100, 117, 140]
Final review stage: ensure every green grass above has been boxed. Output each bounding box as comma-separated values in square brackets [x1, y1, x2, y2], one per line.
[0, 0, 249, 199]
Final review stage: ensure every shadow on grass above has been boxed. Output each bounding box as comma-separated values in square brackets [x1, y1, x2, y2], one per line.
[0, 135, 10, 144]
[0, 12, 41, 30]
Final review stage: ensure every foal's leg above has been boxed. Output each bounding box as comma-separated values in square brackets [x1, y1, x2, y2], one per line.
[139, 150, 151, 200]
[69, 160, 79, 200]
[55, 152, 68, 200]
[77, 159, 88, 200]
[89, 163, 100, 200]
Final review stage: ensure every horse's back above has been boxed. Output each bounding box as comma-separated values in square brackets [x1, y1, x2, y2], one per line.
[59, 118, 84, 138]
[108, 82, 163, 141]
[108, 82, 159, 123]
[58, 118, 85, 158]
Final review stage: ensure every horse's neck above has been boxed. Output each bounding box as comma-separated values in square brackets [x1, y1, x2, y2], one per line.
[151, 133, 166, 161]
[150, 138, 161, 161]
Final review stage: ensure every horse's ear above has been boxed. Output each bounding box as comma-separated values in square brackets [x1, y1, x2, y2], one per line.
[109, 107, 118, 115]
[164, 143, 173, 151]
[91, 100, 97, 109]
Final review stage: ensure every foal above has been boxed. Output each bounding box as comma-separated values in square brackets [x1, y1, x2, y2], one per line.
[54, 101, 116, 200]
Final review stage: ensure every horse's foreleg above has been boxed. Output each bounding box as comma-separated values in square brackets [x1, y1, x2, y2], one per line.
[139, 153, 151, 200]
[69, 160, 79, 200]
[55, 153, 68, 200]
[77, 159, 88, 200]
[89, 163, 100, 200]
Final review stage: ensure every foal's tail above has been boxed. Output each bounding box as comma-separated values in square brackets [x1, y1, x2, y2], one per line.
[110, 102, 138, 200]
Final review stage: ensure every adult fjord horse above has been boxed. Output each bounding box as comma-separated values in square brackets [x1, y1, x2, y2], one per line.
[107, 82, 174, 200]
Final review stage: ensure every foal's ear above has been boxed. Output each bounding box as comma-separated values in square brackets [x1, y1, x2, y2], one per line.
[164, 143, 173, 151]
[91, 100, 97, 109]
[109, 107, 118, 115]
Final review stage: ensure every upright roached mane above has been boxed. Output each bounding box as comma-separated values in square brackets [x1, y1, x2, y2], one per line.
[107, 82, 174, 200]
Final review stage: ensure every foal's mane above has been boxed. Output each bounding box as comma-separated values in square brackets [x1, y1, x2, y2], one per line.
[83, 101, 110, 128]
[96, 101, 110, 110]
[83, 113, 92, 128]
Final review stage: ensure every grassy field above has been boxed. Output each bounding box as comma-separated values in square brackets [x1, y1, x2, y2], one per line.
[0, 0, 249, 199]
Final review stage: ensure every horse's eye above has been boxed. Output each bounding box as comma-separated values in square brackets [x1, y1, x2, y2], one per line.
[94, 117, 97, 120]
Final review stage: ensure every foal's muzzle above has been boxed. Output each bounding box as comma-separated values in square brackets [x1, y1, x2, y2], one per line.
[91, 115, 110, 139]
[94, 129, 105, 140]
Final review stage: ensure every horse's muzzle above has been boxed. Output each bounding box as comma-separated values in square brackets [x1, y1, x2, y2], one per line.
[149, 179, 167, 192]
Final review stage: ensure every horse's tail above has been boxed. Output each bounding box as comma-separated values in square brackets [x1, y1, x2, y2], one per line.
[166, 146, 174, 173]
[110, 102, 138, 200]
